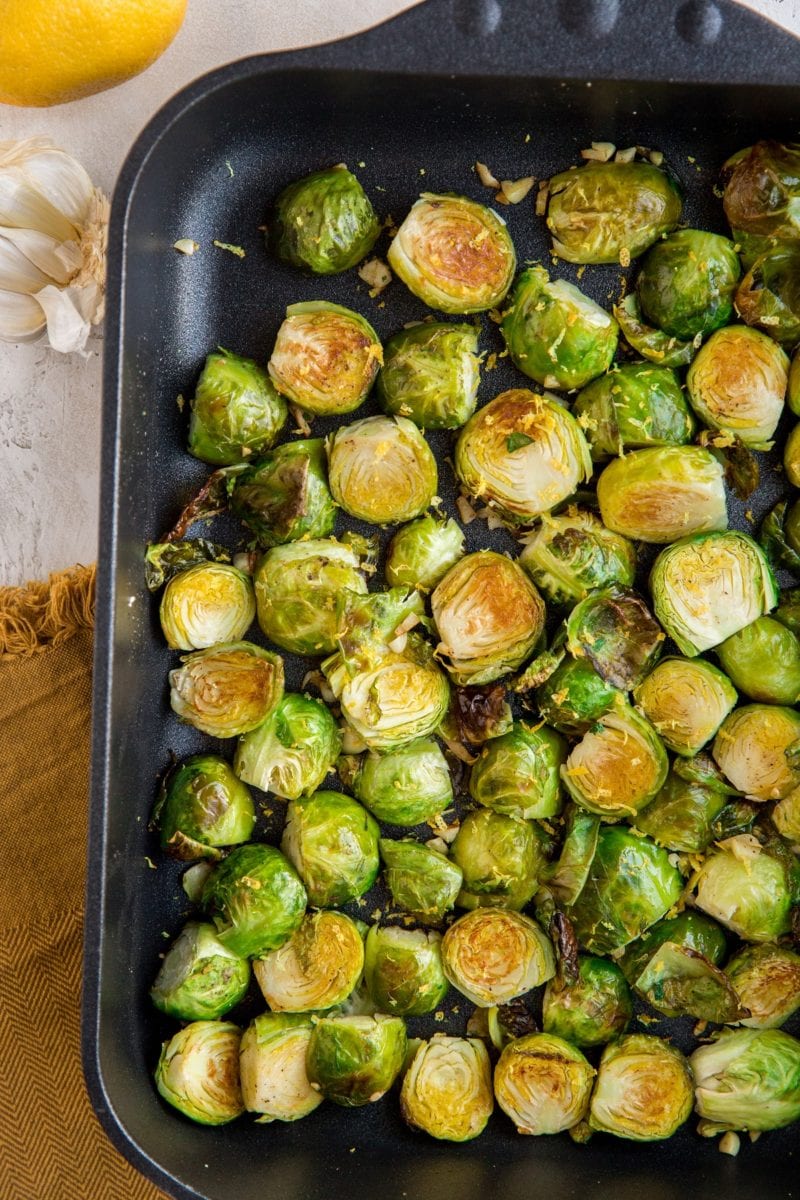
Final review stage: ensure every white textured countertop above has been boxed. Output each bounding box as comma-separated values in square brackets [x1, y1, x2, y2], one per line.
[0, 0, 797, 586]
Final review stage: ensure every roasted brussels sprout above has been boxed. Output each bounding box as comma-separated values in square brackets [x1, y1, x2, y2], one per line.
[401, 1035, 493, 1142]
[723, 141, 800, 262]
[613, 293, 696, 368]
[326, 414, 438, 525]
[234, 693, 340, 800]
[693, 838, 795, 941]
[784, 423, 800, 488]
[589, 1035, 693, 1141]
[254, 538, 366, 656]
[431, 551, 545, 685]
[725, 944, 800, 1030]
[155, 1021, 243, 1126]
[619, 910, 728, 984]
[790, 347, 800, 416]
[281, 790, 379, 907]
[712, 704, 800, 801]
[535, 654, 618, 736]
[379, 838, 463, 924]
[564, 586, 664, 691]
[692, 1028, 800, 1131]
[542, 956, 632, 1048]
[187, 348, 287, 467]
[716, 616, 800, 705]
[387, 193, 516, 313]
[350, 737, 452, 826]
[271, 165, 380, 274]
[650, 531, 778, 657]
[501, 266, 619, 390]
[150, 922, 250, 1021]
[686, 326, 788, 448]
[268, 301, 382, 415]
[377, 322, 480, 429]
[546, 160, 682, 264]
[159, 563, 255, 651]
[597, 445, 728, 545]
[305, 1014, 407, 1107]
[773, 786, 800, 841]
[736, 247, 800, 347]
[636, 229, 741, 340]
[364, 925, 449, 1016]
[547, 806, 601, 907]
[519, 509, 636, 607]
[202, 844, 307, 958]
[239, 1012, 323, 1123]
[468, 721, 566, 820]
[155, 755, 255, 860]
[634, 941, 743, 1024]
[227, 439, 336, 547]
[169, 641, 284, 738]
[455, 389, 592, 525]
[760, 498, 800, 574]
[450, 809, 547, 911]
[145, 538, 231, 592]
[634, 770, 729, 853]
[561, 701, 668, 822]
[633, 657, 737, 757]
[574, 364, 695, 460]
[253, 910, 364, 1012]
[385, 514, 464, 593]
[441, 909, 555, 1007]
[494, 1033, 594, 1136]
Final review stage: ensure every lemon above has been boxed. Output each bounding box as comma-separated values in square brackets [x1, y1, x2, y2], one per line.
[0, 0, 188, 107]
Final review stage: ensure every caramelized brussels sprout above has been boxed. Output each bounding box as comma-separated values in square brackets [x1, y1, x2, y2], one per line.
[364, 925, 448, 1016]
[271, 165, 380, 274]
[155, 754, 255, 860]
[268, 301, 382, 415]
[634, 941, 743, 1024]
[202, 844, 306, 958]
[716, 616, 800, 705]
[468, 721, 566, 820]
[619, 910, 728, 984]
[542, 956, 632, 1048]
[561, 701, 668, 822]
[281, 790, 379, 907]
[385, 514, 464, 592]
[150, 922, 250, 1021]
[187, 348, 287, 467]
[634, 770, 728, 853]
[723, 141, 800, 262]
[633, 657, 737, 757]
[650, 531, 778, 657]
[692, 1028, 800, 1132]
[169, 642, 284, 738]
[636, 229, 741, 340]
[535, 654, 618, 736]
[327, 414, 437, 524]
[597, 445, 728, 545]
[773, 786, 800, 841]
[387, 193, 515, 313]
[613, 293, 696, 368]
[574, 364, 695, 460]
[589, 1034, 693, 1141]
[155, 1021, 243, 1126]
[790, 347, 800, 416]
[451, 809, 547, 911]
[546, 160, 682, 264]
[547, 806, 601, 907]
[159, 562, 255, 651]
[494, 1033, 594, 1135]
[736, 247, 800, 347]
[564, 586, 664, 691]
[784, 423, 800, 488]
[401, 1035, 493, 1142]
[455, 389, 592, 525]
[235, 693, 340, 800]
[501, 266, 619, 390]
[725, 944, 800, 1030]
[306, 1014, 407, 1107]
[693, 839, 795, 941]
[377, 322, 480, 429]
[520, 509, 636, 607]
[380, 838, 463, 923]
[253, 910, 364, 1012]
[712, 704, 800, 801]
[239, 1012, 322, 1123]
[441, 909, 555, 1006]
[686, 326, 788, 448]
[350, 737, 452, 826]
[228, 439, 336, 547]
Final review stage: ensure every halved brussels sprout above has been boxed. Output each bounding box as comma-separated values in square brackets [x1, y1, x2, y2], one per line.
[692, 1028, 800, 1132]
[535, 654, 618, 736]
[542, 956, 632, 1048]
[468, 721, 566, 820]
[546, 159, 682, 264]
[234, 693, 340, 800]
[155, 1020, 243, 1125]
[155, 754, 255, 860]
[597, 445, 728, 545]
[253, 910, 364, 1012]
[450, 809, 547, 911]
[239, 1012, 322, 1123]
[790, 347, 800, 415]
[169, 641, 284, 738]
[650, 531, 778, 657]
[716, 616, 800, 705]
[431, 551, 545, 686]
[613, 293, 696, 368]
[150, 922, 250, 1021]
[636, 229, 741, 340]
[693, 839, 794, 942]
[281, 790, 380, 907]
[713, 704, 800, 801]
[634, 941, 744, 1023]
[228, 439, 336, 547]
[379, 838, 463, 923]
[634, 770, 729, 853]
[501, 266, 619, 391]
[589, 1034, 693, 1141]
[387, 193, 516, 313]
[494, 1033, 594, 1136]
[686, 326, 788, 448]
[377, 322, 480, 429]
[565, 586, 664, 691]
[305, 1014, 407, 1107]
[271, 165, 380, 274]
[254, 539, 366, 656]
[736, 247, 800, 347]
[268, 301, 382, 415]
[574, 364, 695, 460]
[385, 514, 465, 593]
[725, 944, 800, 1030]
[350, 737, 453, 826]
[547, 806, 601, 907]
[202, 844, 307, 958]
[561, 701, 668, 822]
[159, 563, 255, 651]
[455, 389, 592, 525]
[441, 909, 555, 1007]
[773, 786, 800, 842]
[401, 1035, 493, 1142]
[785, 423, 800, 488]
[326, 415, 437, 525]
[619, 910, 728, 984]
[568, 826, 683, 955]
[633, 656, 737, 757]
[520, 509, 636, 608]
[364, 925, 449, 1016]
[187, 348, 287, 467]
[723, 141, 800, 260]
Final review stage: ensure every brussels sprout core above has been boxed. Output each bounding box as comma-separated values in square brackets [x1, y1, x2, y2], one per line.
[327, 415, 438, 525]
[169, 641, 284, 738]
[589, 1034, 693, 1141]
[561, 702, 668, 822]
[712, 704, 800, 801]
[494, 1033, 595, 1135]
[441, 909, 555, 1007]
[401, 1036, 493, 1141]
[269, 301, 382, 415]
[725, 944, 800, 1030]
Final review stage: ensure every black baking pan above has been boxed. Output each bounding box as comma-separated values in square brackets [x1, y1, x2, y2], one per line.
[85, 2, 800, 1198]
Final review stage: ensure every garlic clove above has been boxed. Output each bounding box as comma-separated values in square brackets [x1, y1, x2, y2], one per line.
[0, 225, 81, 284]
[15, 144, 94, 227]
[0, 288, 45, 342]
[34, 281, 100, 354]
[0, 170, 79, 244]
[0, 233, 54, 294]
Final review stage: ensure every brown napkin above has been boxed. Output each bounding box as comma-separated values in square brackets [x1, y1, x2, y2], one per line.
[0, 566, 168, 1200]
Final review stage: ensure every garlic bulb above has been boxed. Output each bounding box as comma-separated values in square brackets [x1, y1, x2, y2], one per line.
[0, 137, 108, 354]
